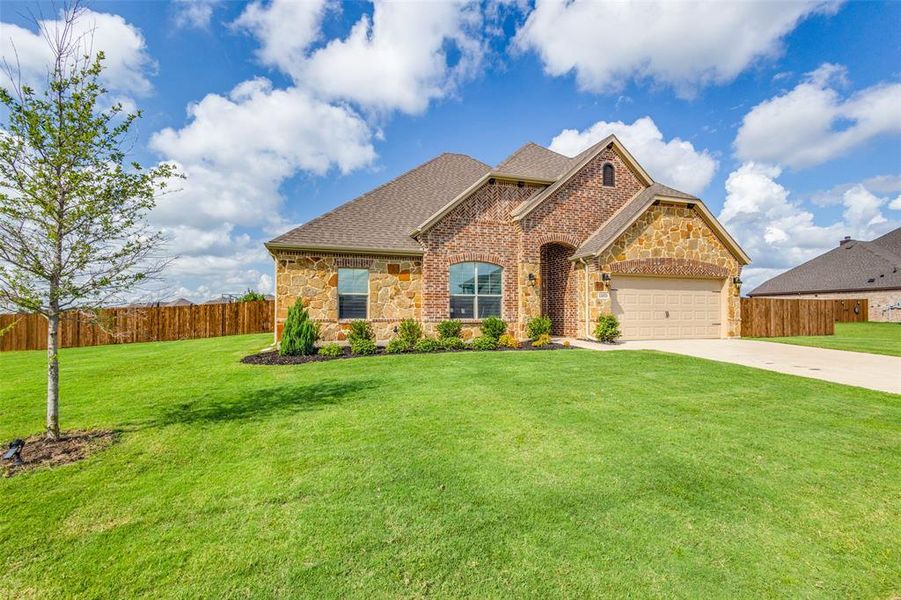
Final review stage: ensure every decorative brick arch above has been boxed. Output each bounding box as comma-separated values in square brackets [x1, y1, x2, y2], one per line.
[446, 251, 506, 266]
[534, 233, 582, 250]
[611, 258, 730, 279]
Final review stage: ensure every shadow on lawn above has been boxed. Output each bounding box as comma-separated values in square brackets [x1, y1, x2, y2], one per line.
[148, 379, 376, 428]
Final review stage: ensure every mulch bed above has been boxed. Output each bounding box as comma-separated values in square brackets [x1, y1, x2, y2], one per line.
[242, 342, 571, 365]
[2, 430, 118, 478]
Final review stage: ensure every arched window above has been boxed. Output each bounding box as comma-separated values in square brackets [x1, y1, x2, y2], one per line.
[449, 262, 502, 319]
[603, 163, 615, 187]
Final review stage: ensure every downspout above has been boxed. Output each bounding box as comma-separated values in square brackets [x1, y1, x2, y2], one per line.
[272, 254, 278, 346]
[580, 258, 591, 339]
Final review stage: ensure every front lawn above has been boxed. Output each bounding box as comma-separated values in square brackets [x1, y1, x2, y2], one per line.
[757, 321, 901, 357]
[1, 335, 898, 598]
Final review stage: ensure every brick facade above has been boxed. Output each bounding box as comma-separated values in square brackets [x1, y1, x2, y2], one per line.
[271, 147, 745, 342]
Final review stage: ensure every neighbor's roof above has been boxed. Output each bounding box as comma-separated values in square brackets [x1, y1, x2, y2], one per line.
[748, 227, 901, 296]
[267, 153, 491, 254]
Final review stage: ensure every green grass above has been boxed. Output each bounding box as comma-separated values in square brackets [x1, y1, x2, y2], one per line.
[1, 335, 899, 599]
[757, 321, 901, 357]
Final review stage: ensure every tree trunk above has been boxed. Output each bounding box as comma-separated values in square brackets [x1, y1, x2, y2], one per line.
[46, 311, 60, 440]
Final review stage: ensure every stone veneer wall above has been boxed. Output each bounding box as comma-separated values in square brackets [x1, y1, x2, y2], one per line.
[581, 204, 743, 337]
[273, 251, 422, 341]
[758, 290, 901, 322]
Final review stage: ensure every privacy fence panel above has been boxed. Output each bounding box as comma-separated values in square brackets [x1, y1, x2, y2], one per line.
[740, 297, 868, 338]
[0, 300, 273, 352]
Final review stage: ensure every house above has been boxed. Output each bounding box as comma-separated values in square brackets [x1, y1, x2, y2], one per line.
[749, 228, 901, 322]
[164, 298, 194, 307]
[266, 135, 750, 342]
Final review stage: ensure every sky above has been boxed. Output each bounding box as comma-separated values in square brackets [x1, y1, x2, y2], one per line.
[1, 0, 900, 300]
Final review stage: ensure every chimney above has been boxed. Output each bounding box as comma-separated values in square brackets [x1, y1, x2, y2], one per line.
[839, 236, 852, 247]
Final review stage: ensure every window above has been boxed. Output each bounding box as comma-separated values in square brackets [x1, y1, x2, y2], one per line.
[338, 268, 368, 319]
[449, 262, 502, 319]
[603, 163, 615, 187]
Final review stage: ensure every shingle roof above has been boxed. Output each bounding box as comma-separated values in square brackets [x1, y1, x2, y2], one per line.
[748, 227, 901, 296]
[267, 153, 491, 253]
[571, 183, 698, 259]
[494, 142, 572, 181]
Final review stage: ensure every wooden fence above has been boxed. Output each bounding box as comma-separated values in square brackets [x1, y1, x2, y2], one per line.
[740, 298, 868, 338]
[0, 300, 273, 352]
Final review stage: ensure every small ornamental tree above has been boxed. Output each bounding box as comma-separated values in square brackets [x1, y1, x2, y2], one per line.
[279, 299, 319, 356]
[0, 4, 179, 439]
[237, 289, 266, 303]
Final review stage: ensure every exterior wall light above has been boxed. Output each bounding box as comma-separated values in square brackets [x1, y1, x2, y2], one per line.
[733, 276, 742, 285]
[601, 273, 611, 282]
[528, 272, 537, 286]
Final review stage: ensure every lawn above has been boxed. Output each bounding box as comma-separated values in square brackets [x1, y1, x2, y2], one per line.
[1, 335, 899, 599]
[758, 321, 901, 357]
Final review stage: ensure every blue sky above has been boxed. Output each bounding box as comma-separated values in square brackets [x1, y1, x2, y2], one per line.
[2, 0, 900, 299]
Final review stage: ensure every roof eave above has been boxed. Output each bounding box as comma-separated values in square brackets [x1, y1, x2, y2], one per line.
[265, 242, 424, 257]
[748, 285, 901, 296]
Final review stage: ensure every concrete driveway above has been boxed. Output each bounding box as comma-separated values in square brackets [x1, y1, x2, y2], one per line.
[568, 338, 901, 394]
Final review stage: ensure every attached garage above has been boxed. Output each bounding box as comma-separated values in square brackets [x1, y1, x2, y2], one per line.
[610, 276, 724, 340]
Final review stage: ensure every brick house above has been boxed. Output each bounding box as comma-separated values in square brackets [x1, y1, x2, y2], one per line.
[749, 228, 901, 322]
[266, 135, 751, 342]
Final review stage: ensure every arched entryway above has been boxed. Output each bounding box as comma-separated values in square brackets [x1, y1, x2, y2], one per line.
[539, 242, 577, 336]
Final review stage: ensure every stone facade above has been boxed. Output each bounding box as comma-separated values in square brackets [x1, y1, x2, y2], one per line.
[757, 290, 901, 322]
[271, 147, 746, 342]
[579, 204, 743, 337]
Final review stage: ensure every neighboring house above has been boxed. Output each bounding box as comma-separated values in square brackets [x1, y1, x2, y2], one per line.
[164, 298, 194, 307]
[267, 135, 750, 341]
[749, 228, 901, 322]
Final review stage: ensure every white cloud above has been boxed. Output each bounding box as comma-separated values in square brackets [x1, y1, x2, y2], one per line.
[173, 0, 220, 30]
[719, 162, 899, 291]
[515, 0, 837, 97]
[234, 0, 484, 114]
[735, 64, 901, 169]
[1, 8, 154, 95]
[548, 116, 718, 195]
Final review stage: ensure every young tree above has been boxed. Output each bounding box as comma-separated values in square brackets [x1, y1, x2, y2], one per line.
[0, 4, 178, 439]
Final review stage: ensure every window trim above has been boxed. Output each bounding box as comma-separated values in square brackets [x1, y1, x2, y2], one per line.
[602, 162, 615, 187]
[448, 261, 503, 320]
[337, 267, 369, 320]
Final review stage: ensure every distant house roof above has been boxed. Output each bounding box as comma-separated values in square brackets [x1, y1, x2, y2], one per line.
[749, 228, 901, 296]
[164, 298, 193, 307]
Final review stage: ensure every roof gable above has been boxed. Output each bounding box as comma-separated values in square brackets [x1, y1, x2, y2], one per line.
[571, 183, 751, 265]
[495, 142, 572, 180]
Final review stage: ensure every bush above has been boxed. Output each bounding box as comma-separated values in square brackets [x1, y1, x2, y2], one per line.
[480, 316, 506, 340]
[414, 337, 441, 353]
[594, 314, 622, 343]
[470, 335, 498, 351]
[440, 336, 465, 351]
[526, 315, 552, 339]
[350, 338, 378, 356]
[436, 319, 462, 339]
[385, 338, 410, 354]
[562, 340, 571, 349]
[531, 333, 552, 348]
[347, 320, 374, 345]
[318, 343, 344, 358]
[237, 288, 266, 303]
[396, 319, 423, 346]
[279, 299, 319, 356]
[498, 333, 520, 349]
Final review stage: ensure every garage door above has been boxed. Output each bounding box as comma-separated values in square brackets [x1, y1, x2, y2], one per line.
[610, 276, 723, 340]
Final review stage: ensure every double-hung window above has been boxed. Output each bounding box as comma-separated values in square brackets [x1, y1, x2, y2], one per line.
[338, 268, 368, 319]
[449, 262, 502, 319]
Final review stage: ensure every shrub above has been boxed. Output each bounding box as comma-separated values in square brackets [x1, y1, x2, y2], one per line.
[594, 314, 622, 343]
[480, 316, 506, 340]
[347, 320, 374, 345]
[531, 333, 552, 348]
[436, 319, 462, 339]
[279, 299, 319, 356]
[470, 335, 498, 351]
[440, 336, 465, 351]
[350, 338, 378, 356]
[498, 333, 520, 349]
[526, 315, 552, 339]
[562, 340, 571, 349]
[237, 288, 266, 303]
[318, 343, 344, 358]
[385, 338, 410, 354]
[414, 337, 441, 353]
[396, 319, 423, 346]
